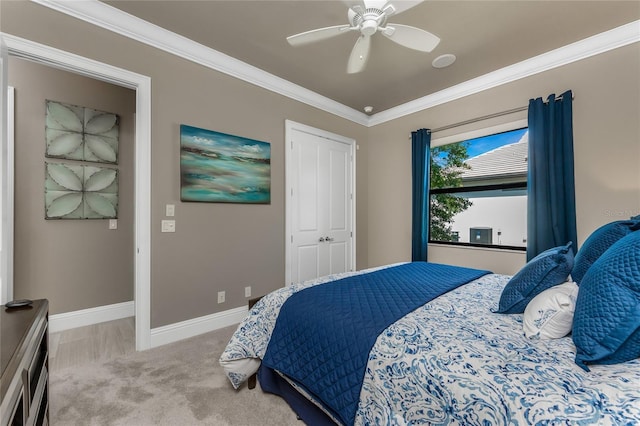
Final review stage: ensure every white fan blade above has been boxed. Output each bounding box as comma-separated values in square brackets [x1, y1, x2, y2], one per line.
[363, 0, 388, 9]
[342, 0, 364, 10]
[287, 25, 352, 46]
[382, 23, 440, 52]
[347, 34, 371, 74]
[342, 0, 385, 10]
[383, 0, 424, 17]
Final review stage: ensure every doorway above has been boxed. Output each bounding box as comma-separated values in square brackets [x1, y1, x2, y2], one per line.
[285, 120, 356, 286]
[0, 34, 152, 350]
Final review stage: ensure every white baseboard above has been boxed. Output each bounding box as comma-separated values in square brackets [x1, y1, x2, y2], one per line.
[49, 301, 247, 349]
[149, 306, 248, 349]
[49, 301, 134, 333]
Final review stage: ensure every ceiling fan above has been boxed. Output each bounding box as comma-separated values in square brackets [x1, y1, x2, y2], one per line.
[286, 0, 440, 74]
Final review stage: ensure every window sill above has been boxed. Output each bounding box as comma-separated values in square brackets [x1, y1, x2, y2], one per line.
[428, 242, 526, 254]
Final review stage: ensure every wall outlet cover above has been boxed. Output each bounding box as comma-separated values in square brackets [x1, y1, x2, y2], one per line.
[161, 220, 176, 232]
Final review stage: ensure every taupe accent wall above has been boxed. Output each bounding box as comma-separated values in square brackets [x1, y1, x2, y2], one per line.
[2, 2, 639, 327]
[8, 57, 136, 315]
[1, 1, 369, 327]
[366, 43, 640, 274]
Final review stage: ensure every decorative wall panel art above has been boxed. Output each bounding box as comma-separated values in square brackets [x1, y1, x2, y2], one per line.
[45, 100, 120, 164]
[180, 124, 271, 204]
[45, 162, 119, 219]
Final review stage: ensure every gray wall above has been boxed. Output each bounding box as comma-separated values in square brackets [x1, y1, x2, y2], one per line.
[8, 57, 135, 315]
[366, 43, 640, 274]
[2, 2, 639, 326]
[1, 1, 369, 327]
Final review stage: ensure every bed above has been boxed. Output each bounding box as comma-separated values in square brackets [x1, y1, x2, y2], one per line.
[220, 221, 640, 425]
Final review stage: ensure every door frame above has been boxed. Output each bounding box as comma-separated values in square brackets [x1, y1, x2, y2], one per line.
[284, 120, 356, 286]
[1, 86, 14, 304]
[0, 34, 153, 350]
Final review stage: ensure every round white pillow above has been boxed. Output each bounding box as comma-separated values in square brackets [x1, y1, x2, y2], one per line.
[523, 281, 579, 339]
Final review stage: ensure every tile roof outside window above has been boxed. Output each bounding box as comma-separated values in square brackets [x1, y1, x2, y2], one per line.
[461, 133, 528, 184]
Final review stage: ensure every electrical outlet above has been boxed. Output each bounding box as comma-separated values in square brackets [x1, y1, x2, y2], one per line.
[161, 220, 176, 233]
[244, 286, 251, 298]
[217, 291, 225, 304]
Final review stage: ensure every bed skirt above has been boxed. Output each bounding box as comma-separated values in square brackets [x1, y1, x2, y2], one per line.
[258, 366, 338, 426]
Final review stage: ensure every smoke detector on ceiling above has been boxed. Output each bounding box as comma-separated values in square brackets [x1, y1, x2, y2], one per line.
[432, 54, 456, 69]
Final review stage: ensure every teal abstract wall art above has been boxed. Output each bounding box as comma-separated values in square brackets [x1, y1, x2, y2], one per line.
[180, 124, 271, 204]
[45, 162, 119, 219]
[45, 100, 119, 164]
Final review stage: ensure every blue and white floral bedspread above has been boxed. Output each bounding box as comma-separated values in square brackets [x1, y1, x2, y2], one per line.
[220, 264, 401, 388]
[220, 269, 640, 425]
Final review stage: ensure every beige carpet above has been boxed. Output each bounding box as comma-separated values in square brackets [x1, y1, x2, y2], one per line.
[49, 325, 300, 425]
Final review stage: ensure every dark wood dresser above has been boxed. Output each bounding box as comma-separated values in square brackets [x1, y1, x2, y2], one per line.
[0, 300, 49, 426]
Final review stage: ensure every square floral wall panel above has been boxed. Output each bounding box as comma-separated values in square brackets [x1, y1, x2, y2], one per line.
[45, 100, 119, 164]
[45, 162, 118, 219]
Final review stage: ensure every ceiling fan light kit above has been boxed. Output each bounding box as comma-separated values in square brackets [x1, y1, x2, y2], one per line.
[286, 0, 441, 74]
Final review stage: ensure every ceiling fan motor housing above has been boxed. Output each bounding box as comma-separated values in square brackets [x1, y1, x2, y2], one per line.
[351, 7, 388, 35]
[361, 19, 378, 35]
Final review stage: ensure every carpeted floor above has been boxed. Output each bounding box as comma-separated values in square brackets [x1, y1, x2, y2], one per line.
[49, 325, 301, 425]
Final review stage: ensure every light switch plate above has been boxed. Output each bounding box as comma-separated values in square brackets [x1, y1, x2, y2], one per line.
[109, 219, 118, 230]
[161, 220, 176, 233]
[166, 204, 175, 217]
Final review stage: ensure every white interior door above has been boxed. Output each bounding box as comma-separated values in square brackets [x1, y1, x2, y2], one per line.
[286, 120, 355, 286]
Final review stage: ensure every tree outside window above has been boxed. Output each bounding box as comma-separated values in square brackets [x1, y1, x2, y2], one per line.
[430, 142, 472, 242]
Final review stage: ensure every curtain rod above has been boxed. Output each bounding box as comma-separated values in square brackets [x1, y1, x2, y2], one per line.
[430, 105, 527, 134]
[429, 93, 573, 134]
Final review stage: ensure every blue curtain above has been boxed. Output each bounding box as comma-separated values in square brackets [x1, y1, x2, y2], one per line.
[527, 90, 577, 260]
[411, 128, 431, 261]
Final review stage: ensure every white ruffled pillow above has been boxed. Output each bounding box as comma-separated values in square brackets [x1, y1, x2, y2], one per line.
[523, 281, 579, 339]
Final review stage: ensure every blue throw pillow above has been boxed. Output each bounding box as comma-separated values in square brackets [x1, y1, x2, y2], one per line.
[573, 231, 640, 371]
[572, 219, 640, 284]
[495, 242, 574, 314]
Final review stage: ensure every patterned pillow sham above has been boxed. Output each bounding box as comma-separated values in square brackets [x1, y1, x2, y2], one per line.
[573, 231, 640, 371]
[572, 219, 640, 284]
[495, 242, 574, 314]
[523, 281, 578, 339]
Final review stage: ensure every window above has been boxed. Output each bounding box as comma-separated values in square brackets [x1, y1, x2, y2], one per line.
[429, 127, 528, 250]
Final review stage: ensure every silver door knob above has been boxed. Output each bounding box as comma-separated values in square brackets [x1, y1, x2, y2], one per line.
[325, 236, 334, 242]
[319, 237, 326, 242]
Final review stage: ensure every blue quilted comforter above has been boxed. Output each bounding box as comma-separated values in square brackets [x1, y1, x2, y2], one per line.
[261, 262, 491, 425]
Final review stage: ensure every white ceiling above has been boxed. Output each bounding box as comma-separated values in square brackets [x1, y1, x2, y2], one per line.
[38, 1, 640, 123]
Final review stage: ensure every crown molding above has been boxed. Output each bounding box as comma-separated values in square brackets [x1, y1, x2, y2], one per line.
[31, 1, 639, 128]
[369, 20, 640, 126]
[31, 0, 370, 126]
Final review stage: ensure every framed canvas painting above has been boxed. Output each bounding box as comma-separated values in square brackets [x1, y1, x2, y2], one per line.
[180, 124, 271, 204]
